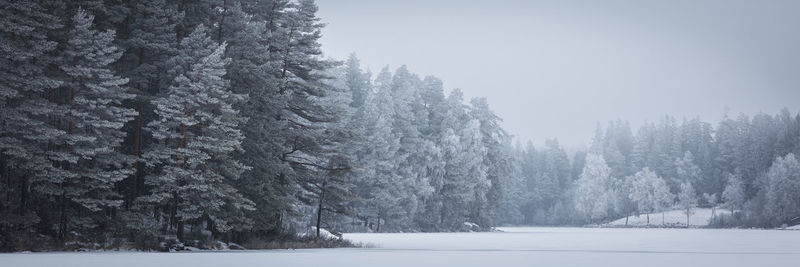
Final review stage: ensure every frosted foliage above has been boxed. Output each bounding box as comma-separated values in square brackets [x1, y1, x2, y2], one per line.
[143, 26, 251, 233]
[763, 153, 800, 225]
[574, 154, 614, 221]
[628, 168, 673, 215]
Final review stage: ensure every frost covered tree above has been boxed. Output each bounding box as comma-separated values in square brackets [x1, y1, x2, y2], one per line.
[574, 154, 614, 223]
[0, 0, 63, 246]
[470, 97, 516, 227]
[628, 168, 672, 225]
[678, 182, 697, 227]
[675, 151, 702, 189]
[50, 8, 137, 239]
[383, 66, 432, 229]
[333, 59, 376, 231]
[762, 153, 800, 226]
[496, 141, 525, 225]
[272, 0, 356, 234]
[520, 138, 572, 225]
[678, 118, 716, 194]
[414, 76, 448, 230]
[142, 26, 252, 241]
[344, 54, 371, 109]
[437, 90, 489, 229]
[593, 120, 635, 178]
[353, 68, 404, 232]
[309, 155, 353, 240]
[613, 176, 637, 226]
[301, 53, 356, 240]
[722, 173, 746, 215]
[119, 0, 182, 207]
[214, 1, 293, 237]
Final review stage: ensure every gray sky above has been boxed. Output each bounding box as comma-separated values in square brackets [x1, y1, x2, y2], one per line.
[316, 0, 800, 147]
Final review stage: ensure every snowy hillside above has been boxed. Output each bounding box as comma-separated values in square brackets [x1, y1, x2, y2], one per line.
[606, 208, 731, 227]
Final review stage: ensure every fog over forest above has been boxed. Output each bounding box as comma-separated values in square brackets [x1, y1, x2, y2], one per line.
[317, 0, 800, 146]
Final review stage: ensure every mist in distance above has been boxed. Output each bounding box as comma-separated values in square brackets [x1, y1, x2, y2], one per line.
[318, 0, 800, 146]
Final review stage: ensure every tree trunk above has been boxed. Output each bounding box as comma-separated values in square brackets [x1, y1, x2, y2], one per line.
[217, 0, 228, 45]
[625, 215, 629, 226]
[2, 157, 8, 206]
[662, 212, 665, 225]
[17, 174, 27, 216]
[207, 216, 216, 239]
[279, 28, 295, 95]
[686, 209, 690, 228]
[646, 213, 649, 225]
[177, 219, 185, 242]
[315, 183, 325, 241]
[169, 192, 178, 235]
[130, 50, 145, 209]
[58, 192, 67, 243]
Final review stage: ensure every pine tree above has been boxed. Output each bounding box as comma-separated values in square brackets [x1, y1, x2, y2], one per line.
[358, 67, 403, 231]
[329, 57, 374, 231]
[0, 0, 62, 248]
[273, 0, 350, 234]
[674, 151, 701, 190]
[600, 120, 634, 178]
[344, 54, 371, 109]
[751, 113, 778, 173]
[142, 25, 252, 241]
[497, 140, 525, 225]
[119, 0, 183, 209]
[438, 90, 488, 229]
[303, 47, 356, 239]
[50, 8, 137, 239]
[470, 97, 511, 227]
[215, 1, 293, 238]
[775, 109, 799, 157]
[415, 76, 447, 230]
[678, 118, 716, 195]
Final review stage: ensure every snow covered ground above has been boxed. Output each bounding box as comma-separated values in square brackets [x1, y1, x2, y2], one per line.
[606, 208, 731, 227]
[4, 227, 800, 267]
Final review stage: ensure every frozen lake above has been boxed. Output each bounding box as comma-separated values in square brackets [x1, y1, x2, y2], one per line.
[4, 227, 800, 267]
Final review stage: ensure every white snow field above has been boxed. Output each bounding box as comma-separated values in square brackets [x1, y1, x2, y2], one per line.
[4, 227, 800, 267]
[606, 208, 731, 227]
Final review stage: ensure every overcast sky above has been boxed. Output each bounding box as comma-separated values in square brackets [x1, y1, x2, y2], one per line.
[316, 0, 800, 147]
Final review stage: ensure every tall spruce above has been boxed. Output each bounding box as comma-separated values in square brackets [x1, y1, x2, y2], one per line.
[0, 0, 62, 248]
[142, 26, 251, 241]
[50, 8, 136, 240]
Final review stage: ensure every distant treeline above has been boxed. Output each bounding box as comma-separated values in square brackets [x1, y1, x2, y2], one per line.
[508, 113, 800, 228]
